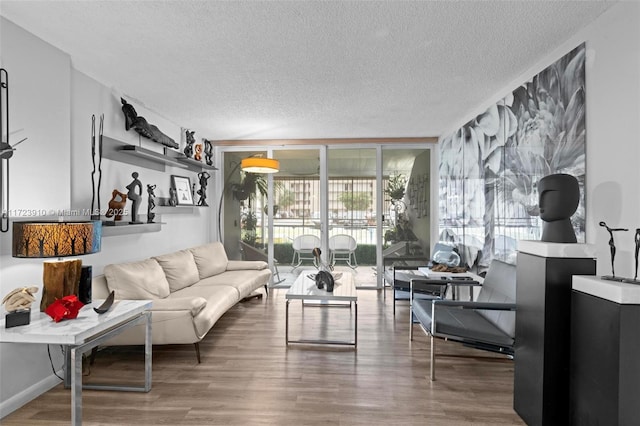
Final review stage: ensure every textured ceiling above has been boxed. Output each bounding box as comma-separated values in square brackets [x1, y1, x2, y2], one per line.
[0, 1, 613, 141]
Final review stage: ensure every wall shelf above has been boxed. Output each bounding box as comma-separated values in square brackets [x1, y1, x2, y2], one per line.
[176, 156, 217, 170]
[102, 136, 218, 173]
[120, 145, 189, 170]
[102, 219, 164, 236]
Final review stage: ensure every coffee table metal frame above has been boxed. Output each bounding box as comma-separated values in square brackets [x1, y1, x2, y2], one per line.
[285, 270, 357, 347]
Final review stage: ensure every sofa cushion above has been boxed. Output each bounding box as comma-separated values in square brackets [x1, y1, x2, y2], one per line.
[153, 250, 200, 292]
[170, 285, 240, 338]
[151, 296, 207, 316]
[190, 242, 228, 279]
[196, 269, 271, 299]
[226, 260, 267, 271]
[104, 258, 170, 300]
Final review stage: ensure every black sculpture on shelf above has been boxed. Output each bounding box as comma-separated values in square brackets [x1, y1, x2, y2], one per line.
[538, 173, 580, 243]
[169, 187, 178, 206]
[147, 184, 156, 223]
[599, 221, 629, 281]
[623, 229, 640, 284]
[197, 171, 210, 206]
[635, 229, 640, 282]
[126, 172, 143, 224]
[184, 130, 195, 158]
[90, 114, 104, 220]
[121, 98, 178, 149]
[204, 139, 213, 166]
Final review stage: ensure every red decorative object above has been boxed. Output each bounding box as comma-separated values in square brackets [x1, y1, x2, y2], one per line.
[44, 295, 84, 322]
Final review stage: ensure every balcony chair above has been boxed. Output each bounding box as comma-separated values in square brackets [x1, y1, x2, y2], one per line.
[410, 259, 516, 381]
[238, 240, 284, 286]
[290, 234, 320, 269]
[328, 234, 358, 269]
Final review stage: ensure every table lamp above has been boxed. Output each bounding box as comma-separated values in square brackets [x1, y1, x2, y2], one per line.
[12, 220, 102, 311]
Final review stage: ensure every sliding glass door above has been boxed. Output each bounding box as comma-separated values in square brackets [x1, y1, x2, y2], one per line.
[219, 144, 433, 289]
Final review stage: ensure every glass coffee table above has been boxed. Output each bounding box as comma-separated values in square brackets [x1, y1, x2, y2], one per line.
[285, 270, 357, 348]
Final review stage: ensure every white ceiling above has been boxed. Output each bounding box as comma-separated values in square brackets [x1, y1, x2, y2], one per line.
[0, 1, 614, 141]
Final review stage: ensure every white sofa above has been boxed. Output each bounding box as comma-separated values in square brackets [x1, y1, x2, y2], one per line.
[92, 242, 271, 362]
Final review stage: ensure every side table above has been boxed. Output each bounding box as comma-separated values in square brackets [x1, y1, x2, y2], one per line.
[0, 299, 152, 425]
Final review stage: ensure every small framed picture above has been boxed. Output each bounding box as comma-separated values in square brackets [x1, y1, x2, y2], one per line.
[171, 175, 193, 205]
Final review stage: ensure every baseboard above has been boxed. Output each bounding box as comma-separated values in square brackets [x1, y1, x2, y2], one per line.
[0, 370, 63, 419]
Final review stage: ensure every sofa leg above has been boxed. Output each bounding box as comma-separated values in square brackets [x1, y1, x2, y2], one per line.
[264, 284, 269, 298]
[242, 292, 263, 302]
[194, 342, 201, 364]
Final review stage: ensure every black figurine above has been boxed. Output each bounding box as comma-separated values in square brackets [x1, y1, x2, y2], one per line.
[169, 187, 178, 206]
[184, 130, 195, 158]
[538, 174, 580, 243]
[204, 139, 213, 166]
[126, 172, 143, 224]
[624, 229, 640, 284]
[635, 229, 640, 282]
[599, 221, 628, 280]
[121, 98, 178, 149]
[197, 171, 210, 206]
[147, 184, 156, 223]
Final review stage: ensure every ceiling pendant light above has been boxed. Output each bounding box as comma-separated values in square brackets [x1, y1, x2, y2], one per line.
[240, 157, 279, 173]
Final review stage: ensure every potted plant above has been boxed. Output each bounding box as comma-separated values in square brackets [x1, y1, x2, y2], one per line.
[385, 174, 407, 202]
[232, 172, 268, 206]
[241, 210, 258, 246]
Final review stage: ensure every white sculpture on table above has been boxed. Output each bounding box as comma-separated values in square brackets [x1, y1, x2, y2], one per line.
[2, 286, 38, 312]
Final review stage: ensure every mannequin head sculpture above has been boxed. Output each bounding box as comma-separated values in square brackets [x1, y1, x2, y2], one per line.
[538, 173, 580, 243]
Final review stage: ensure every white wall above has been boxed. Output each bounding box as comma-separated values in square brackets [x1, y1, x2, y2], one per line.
[440, 2, 640, 277]
[1, 18, 214, 416]
[0, 18, 73, 416]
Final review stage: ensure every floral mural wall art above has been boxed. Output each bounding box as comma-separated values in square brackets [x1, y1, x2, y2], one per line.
[439, 43, 586, 268]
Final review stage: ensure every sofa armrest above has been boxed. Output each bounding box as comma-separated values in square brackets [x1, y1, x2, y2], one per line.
[431, 299, 516, 311]
[152, 297, 207, 316]
[226, 260, 268, 271]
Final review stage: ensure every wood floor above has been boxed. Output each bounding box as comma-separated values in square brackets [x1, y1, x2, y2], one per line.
[2, 288, 525, 425]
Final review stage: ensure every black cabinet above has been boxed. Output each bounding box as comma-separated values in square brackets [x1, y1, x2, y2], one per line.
[570, 277, 640, 426]
[514, 243, 595, 426]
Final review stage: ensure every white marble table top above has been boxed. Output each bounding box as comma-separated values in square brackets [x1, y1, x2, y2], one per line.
[518, 240, 597, 259]
[0, 299, 152, 345]
[286, 270, 356, 302]
[573, 275, 640, 304]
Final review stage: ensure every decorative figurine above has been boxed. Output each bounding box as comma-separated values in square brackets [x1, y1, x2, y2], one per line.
[184, 130, 195, 158]
[538, 174, 580, 243]
[312, 247, 335, 292]
[105, 189, 127, 221]
[126, 172, 143, 224]
[2, 286, 38, 312]
[197, 171, 210, 206]
[599, 221, 629, 281]
[204, 139, 213, 166]
[121, 98, 178, 149]
[147, 184, 156, 223]
[90, 114, 104, 220]
[2, 286, 38, 328]
[635, 229, 640, 282]
[194, 143, 203, 161]
[624, 229, 640, 284]
[169, 187, 178, 206]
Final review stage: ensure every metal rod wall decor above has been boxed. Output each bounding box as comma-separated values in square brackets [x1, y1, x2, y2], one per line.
[1, 68, 10, 232]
